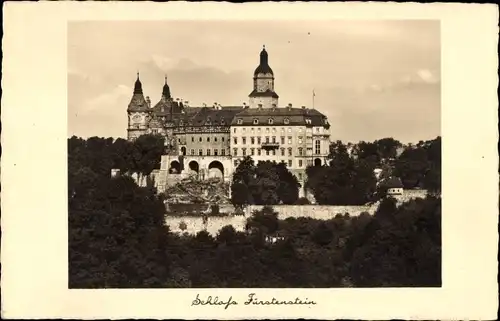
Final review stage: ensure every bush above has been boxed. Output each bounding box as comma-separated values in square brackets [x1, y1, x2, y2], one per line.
[295, 197, 311, 205]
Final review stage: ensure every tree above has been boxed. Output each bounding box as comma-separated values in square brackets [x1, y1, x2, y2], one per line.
[306, 141, 376, 205]
[246, 206, 279, 235]
[129, 134, 165, 176]
[230, 156, 256, 208]
[311, 222, 334, 246]
[274, 162, 301, 204]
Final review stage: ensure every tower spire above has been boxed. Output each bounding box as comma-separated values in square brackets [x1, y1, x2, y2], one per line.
[133, 71, 143, 94]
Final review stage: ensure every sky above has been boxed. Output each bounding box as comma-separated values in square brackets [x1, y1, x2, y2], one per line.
[68, 20, 440, 143]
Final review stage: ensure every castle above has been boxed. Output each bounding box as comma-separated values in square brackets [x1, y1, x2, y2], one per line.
[126, 46, 331, 197]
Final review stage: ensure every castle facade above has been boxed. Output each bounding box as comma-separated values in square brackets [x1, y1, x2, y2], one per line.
[126, 46, 331, 196]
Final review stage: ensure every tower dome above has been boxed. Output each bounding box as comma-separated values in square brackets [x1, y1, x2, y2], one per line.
[254, 45, 274, 76]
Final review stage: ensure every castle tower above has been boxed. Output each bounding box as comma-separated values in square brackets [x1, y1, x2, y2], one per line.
[248, 45, 279, 108]
[127, 72, 150, 140]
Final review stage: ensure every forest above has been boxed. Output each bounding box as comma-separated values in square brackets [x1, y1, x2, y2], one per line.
[68, 135, 441, 288]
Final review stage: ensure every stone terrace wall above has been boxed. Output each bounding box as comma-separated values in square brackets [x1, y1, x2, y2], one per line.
[245, 205, 375, 219]
[164, 189, 429, 236]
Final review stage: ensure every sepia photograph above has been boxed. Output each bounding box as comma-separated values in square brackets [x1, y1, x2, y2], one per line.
[68, 20, 441, 289]
[2, 2, 498, 319]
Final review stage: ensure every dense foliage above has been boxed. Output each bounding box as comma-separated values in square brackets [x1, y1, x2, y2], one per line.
[69, 136, 441, 288]
[230, 157, 301, 208]
[306, 137, 441, 204]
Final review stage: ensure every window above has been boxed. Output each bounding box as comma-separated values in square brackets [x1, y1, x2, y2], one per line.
[191, 137, 194, 142]
[298, 147, 303, 156]
[234, 128, 237, 133]
[257, 148, 261, 156]
[272, 150, 276, 156]
[207, 149, 211, 156]
[220, 119, 225, 125]
[237, 119, 243, 124]
[207, 137, 210, 142]
[178, 138, 181, 143]
[243, 128, 246, 132]
[258, 128, 261, 133]
[234, 137, 238, 144]
[288, 159, 293, 167]
[221, 149, 226, 156]
[272, 127, 277, 133]
[284, 118, 290, 124]
[191, 149, 195, 155]
[268, 118, 274, 125]
[288, 127, 292, 133]
[265, 136, 270, 143]
[266, 128, 270, 133]
[257, 137, 261, 144]
[151, 129, 158, 134]
[222, 137, 225, 142]
[281, 136, 285, 144]
[251, 137, 255, 144]
[288, 136, 292, 144]
[253, 119, 259, 125]
[199, 137, 202, 142]
[199, 149, 203, 156]
[307, 159, 313, 166]
[281, 128, 285, 132]
[272, 136, 276, 143]
[266, 150, 270, 156]
[299, 127, 303, 133]
[316, 127, 320, 132]
[242, 137, 247, 145]
[315, 140, 321, 155]
[299, 160, 303, 167]
[298, 136, 303, 144]
[233, 148, 238, 156]
[288, 147, 293, 156]
[242, 148, 247, 156]
[251, 148, 255, 156]
[251, 128, 255, 133]
[234, 160, 238, 167]
[214, 137, 218, 142]
[280, 148, 285, 156]
[214, 149, 218, 156]
[305, 118, 312, 125]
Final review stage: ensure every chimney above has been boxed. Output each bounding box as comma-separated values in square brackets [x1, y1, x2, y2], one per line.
[302, 105, 306, 109]
[203, 103, 207, 107]
[146, 96, 151, 108]
[243, 102, 248, 109]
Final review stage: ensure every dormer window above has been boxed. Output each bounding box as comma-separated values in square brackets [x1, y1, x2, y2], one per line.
[324, 119, 329, 125]
[220, 118, 226, 125]
[237, 118, 243, 125]
[268, 118, 274, 125]
[253, 118, 259, 125]
[284, 118, 290, 125]
[179, 120, 184, 126]
[305, 118, 312, 125]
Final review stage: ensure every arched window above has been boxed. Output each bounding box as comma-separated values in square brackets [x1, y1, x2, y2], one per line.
[284, 118, 290, 124]
[253, 118, 259, 125]
[298, 147, 303, 156]
[268, 118, 274, 125]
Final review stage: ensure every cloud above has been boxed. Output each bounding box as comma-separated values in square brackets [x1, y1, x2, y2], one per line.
[81, 85, 131, 114]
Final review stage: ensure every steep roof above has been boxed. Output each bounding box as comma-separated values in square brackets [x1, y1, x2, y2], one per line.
[248, 89, 279, 98]
[230, 107, 329, 127]
[183, 106, 242, 126]
[382, 177, 404, 188]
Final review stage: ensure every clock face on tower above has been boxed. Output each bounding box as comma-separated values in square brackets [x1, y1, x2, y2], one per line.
[132, 114, 142, 122]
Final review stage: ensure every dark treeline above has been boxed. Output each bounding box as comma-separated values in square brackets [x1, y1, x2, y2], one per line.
[306, 137, 441, 205]
[69, 135, 441, 288]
